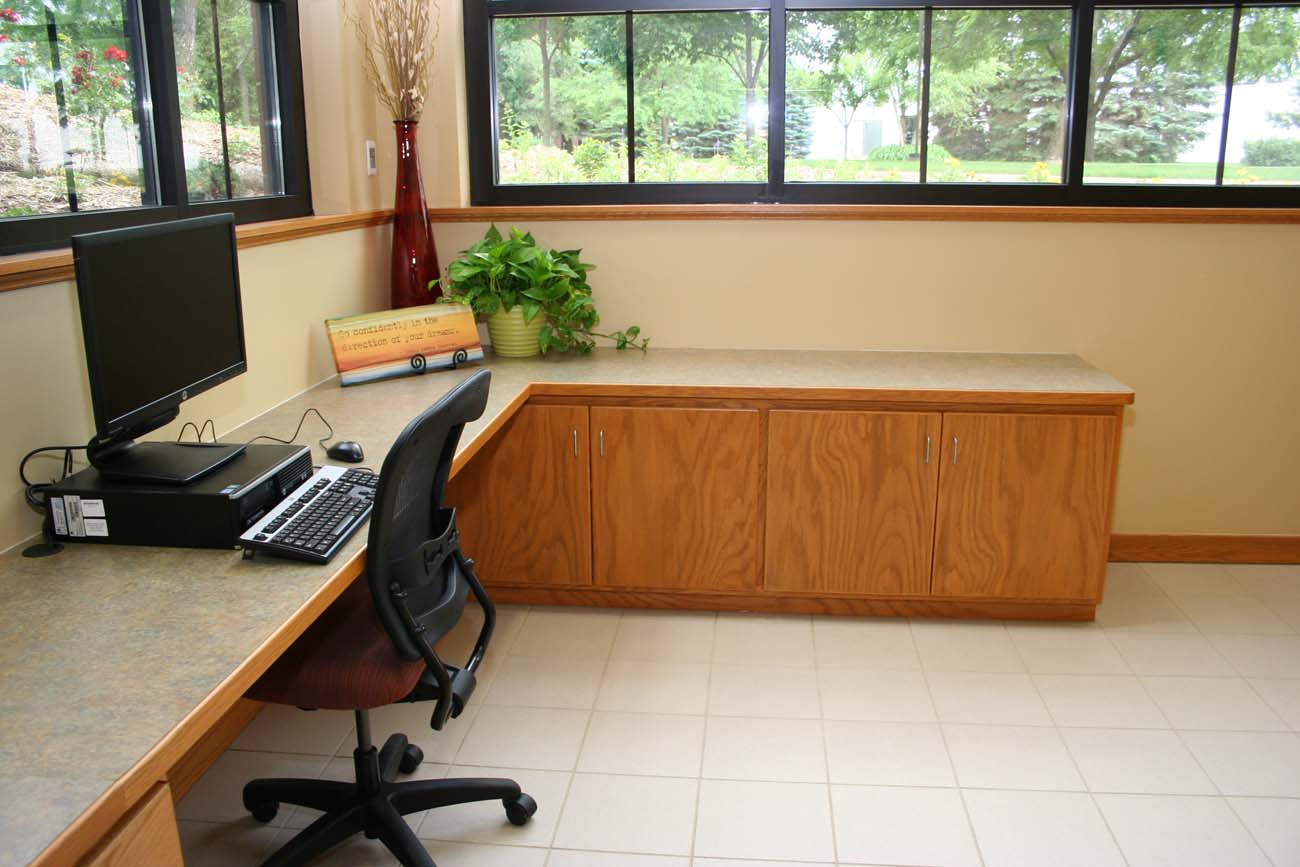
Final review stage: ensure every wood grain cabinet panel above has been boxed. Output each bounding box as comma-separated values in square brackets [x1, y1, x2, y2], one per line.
[932, 413, 1117, 601]
[447, 405, 592, 585]
[766, 410, 940, 596]
[85, 783, 183, 866]
[591, 407, 762, 591]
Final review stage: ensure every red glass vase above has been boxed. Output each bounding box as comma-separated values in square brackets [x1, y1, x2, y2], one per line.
[390, 120, 440, 308]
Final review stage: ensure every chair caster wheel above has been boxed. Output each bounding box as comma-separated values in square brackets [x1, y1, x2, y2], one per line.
[504, 793, 537, 827]
[399, 744, 424, 774]
[245, 797, 279, 824]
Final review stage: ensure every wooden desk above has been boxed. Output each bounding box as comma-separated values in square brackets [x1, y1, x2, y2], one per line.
[0, 349, 1132, 865]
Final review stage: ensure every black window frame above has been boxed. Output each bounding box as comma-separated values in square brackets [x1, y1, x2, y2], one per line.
[0, 0, 312, 255]
[465, 0, 1300, 208]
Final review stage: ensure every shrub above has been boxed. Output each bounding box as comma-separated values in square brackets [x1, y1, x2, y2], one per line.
[573, 139, 612, 181]
[868, 143, 951, 164]
[1242, 137, 1300, 167]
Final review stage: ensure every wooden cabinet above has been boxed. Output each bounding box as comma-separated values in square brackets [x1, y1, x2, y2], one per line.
[766, 410, 940, 596]
[590, 406, 762, 591]
[447, 404, 592, 586]
[451, 394, 1125, 620]
[931, 413, 1118, 601]
[85, 783, 183, 867]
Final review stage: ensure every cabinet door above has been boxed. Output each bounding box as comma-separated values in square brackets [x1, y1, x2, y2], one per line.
[932, 413, 1117, 601]
[766, 410, 940, 596]
[447, 405, 592, 586]
[591, 407, 762, 591]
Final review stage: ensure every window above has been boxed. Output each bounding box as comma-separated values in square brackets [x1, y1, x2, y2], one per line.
[465, 0, 1300, 208]
[0, 0, 309, 254]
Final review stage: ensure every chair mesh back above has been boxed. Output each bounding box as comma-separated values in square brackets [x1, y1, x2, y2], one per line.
[366, 370, 491, 661]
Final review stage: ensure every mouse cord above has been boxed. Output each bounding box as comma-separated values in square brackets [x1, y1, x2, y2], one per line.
[247, 407, 335, 450]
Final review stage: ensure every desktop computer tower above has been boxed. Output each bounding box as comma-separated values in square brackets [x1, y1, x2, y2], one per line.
[44, 443, 312, 549]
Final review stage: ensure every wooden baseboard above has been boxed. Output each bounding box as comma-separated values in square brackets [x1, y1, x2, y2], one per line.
[485, 584, 1095, 621]
[1110, 534, 1300, 564]
[167, 699, 263, 802]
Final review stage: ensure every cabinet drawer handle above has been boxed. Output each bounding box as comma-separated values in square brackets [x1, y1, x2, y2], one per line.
[572, 429, 579, 457]
[599, 430, 606, 457]
[924, 435, 932, 464]
[952, 436, 959, 465]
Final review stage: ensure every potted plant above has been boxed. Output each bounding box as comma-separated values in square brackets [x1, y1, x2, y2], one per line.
[435, 226, 649, 357]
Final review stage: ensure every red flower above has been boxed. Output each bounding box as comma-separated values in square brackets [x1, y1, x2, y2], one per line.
[0, 34, 8, 42]
[13, 56, 24, 67]
[103, 45, 128, 63]
[176, 65, 185, 74]
[75, 49, 92, 62]
[0, 8, 19, 23]
[111, 75, 123, 88]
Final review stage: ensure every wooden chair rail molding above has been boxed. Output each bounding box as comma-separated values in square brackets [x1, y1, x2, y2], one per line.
[6, 203, 1300, 292]
[0, 209, 393, 293]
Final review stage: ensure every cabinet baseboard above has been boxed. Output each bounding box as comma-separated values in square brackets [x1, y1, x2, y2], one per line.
[485, 584, 1095, 621]
[1109, 534, 1300, 564]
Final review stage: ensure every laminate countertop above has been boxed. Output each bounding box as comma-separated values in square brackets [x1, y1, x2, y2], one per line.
[0, 348, 1133, 865]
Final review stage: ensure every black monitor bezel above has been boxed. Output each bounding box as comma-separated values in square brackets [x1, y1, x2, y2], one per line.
[72, 213, 248, 441]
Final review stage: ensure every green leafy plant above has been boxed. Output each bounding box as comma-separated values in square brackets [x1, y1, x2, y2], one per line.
[434, 225, 649, 355]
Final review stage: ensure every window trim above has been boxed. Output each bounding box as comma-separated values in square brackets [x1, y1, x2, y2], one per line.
[465, 0, 1300, 209]
[0, 0, 312, 255]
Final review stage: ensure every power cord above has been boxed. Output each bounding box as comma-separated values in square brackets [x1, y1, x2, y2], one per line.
[18, 444, 88, 513]
[248, 407, 336, 450]
[177, 408, 337, 449]
[177, 419, 217, 443]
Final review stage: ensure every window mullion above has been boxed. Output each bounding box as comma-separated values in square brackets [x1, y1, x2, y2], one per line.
[918, 7, 933, 183]
[626, 11, 636, 184]
[141, 0, 189, 212]
[1215, 4, 1243, 186]
[768, 0, 787, 200]
[123, 0, 160, 209]
[1064, 0, 1095, 190]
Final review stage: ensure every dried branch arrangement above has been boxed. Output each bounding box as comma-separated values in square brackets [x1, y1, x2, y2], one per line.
[345, 0, 441, 121]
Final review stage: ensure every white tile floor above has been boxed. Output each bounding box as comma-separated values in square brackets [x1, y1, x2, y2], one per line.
[178, 562, 1300, 866]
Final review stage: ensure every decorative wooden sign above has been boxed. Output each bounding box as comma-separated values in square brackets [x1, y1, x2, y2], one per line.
[325, 303, 484, 386]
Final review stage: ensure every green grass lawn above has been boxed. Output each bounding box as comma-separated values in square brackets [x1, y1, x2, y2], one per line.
[787, 157, 1300, 184]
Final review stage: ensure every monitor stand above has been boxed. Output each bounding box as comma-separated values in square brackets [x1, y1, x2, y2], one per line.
[90, 440, 248, 485]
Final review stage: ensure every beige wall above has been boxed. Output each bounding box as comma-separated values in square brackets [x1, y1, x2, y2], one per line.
[434, 219, 1300, 536]
[0, 228, 389, 553]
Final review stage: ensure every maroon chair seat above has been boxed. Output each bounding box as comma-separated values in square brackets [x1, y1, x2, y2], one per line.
[248, 578, 426, 711]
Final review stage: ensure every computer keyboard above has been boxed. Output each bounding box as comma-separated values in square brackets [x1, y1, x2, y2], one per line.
[239, 466, 377, 563]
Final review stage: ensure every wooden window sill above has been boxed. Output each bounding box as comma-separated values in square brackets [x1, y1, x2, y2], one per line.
[0, 210, 393, 293]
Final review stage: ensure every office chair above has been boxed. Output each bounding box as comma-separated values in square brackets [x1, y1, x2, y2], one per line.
[241, 370, 536, 867]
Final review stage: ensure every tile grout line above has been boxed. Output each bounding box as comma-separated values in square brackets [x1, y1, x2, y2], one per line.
[913, 617, 988, 867]
[1015, 624, 1132, 867]
[552, 606, 624, 854]
[809, 614, 840, 867]
[1129, 564, 1284, 867]
[688, 612, 719, 863]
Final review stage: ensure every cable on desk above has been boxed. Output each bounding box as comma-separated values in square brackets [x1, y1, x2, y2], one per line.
[177, 419, 216, 443]
[248, 407, 336, 450]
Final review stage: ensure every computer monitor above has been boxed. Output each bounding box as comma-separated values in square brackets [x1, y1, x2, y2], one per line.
[73, 214, 249, 484]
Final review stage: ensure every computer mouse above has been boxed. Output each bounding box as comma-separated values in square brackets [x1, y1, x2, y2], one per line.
[326, 441, 365, 463]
